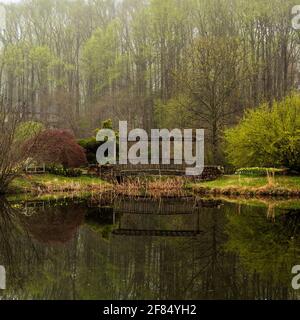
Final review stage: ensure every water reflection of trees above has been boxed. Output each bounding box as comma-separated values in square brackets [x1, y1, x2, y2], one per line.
[0, 197, 300, 300]
[101, 209, 228, 300]
[0, 198, 86, 299]
[225, 204, 300, 300]
[91, 201, 300, 299]
[0, 198, 40, 297]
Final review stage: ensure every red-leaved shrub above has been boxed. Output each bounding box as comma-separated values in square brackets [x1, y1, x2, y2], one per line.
[26, 129, 87, 168]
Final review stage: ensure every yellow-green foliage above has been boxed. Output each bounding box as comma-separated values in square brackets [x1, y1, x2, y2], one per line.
[225, 94, 300, 170]
[15, 121, 44, 142]
[154, 95, 192, 128]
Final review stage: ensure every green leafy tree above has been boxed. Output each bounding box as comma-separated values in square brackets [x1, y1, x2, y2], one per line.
[154, 95, 192, 129]
[225, 94, 300, 170]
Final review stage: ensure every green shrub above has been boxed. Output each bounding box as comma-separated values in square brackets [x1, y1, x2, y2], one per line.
[64, 168, 82, 177]
[78, 119, 120, 164]
[225, 94, 300, 171]
[46, 165, 82, 177]
[78, 137, 100, 164]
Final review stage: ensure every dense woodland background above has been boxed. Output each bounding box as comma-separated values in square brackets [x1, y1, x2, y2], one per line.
[1, 0, 300, 163]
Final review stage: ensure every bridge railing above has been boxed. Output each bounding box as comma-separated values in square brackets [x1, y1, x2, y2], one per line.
[89, 164, 224, 181]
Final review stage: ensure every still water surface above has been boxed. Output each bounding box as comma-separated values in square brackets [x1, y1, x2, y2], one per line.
[0, 195, 300, 300]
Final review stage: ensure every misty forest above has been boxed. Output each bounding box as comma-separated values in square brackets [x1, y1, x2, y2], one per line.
[1, 0, 299, 164]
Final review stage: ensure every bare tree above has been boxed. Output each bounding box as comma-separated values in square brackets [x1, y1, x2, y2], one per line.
[0, 102, 39, 194]
[179, 37, 250, 163]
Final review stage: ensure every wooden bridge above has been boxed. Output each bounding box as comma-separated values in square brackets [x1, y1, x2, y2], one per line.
[90, 164, 224, 182]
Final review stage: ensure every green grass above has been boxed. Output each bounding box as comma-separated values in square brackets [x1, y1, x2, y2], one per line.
[195, 175, 300, 189]
[191, 175, 300, 196]
[8, 173, 300, 197]
[8, 173, 110, 194]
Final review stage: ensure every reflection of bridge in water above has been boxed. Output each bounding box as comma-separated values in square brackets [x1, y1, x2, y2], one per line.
[110, 197, 222, 237]
[114, 197, 222, 215]
[112, 229, 201, 237]
[16, 196, 223, 238]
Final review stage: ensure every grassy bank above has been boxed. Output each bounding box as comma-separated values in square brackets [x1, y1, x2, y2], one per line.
[7, 173, 300, 198]
[8, 174, 110, 194]
[190, 175, 300, 197]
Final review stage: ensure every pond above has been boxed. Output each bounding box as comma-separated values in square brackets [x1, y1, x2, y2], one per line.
[0, 195, 300, 300]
